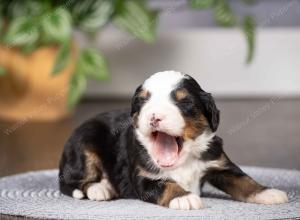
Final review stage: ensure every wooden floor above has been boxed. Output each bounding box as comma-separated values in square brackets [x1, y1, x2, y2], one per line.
[1, 98, 300, 178]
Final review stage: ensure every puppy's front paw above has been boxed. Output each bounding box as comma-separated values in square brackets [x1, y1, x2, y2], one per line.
[247, 189, 288, 205]
[169, 193, 203, 210]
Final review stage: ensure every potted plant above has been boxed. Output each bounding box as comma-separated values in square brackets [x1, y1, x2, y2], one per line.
[0, 0, 254, 121]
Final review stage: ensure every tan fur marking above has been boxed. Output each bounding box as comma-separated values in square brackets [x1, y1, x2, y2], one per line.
[137, 166, 188, 207]
[137, 166, 151, 178]
[183, 114, 208, 140]
[137, 165, 160, 180]
[175, 89, 188, 100]
[207, 153, 266, 202]
[139, 89, 150, 98]
[81, 146, 103, 193]
[224, 175, 265, 201]
[158, 182, 188, 206]
[132, 112, 139, 128]
[217, 153, 228, 168]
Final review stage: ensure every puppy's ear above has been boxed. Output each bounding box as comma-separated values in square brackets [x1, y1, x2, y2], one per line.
[199, 92, 220, 132]
[130, 85, 143, 116]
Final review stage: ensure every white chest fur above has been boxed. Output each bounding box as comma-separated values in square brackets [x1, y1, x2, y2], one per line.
[161, 158, 220, 195]
[163, 160, 204, 195]
[161, 132, 220, 195]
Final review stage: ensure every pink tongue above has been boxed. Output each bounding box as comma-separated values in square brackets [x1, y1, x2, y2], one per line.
[153, 132, 179, 167]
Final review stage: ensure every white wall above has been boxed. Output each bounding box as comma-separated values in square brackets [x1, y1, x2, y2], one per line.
[85, 28, 300, 98]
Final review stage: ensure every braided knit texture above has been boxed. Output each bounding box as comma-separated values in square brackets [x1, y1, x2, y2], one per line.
[0, 166, 299, 219]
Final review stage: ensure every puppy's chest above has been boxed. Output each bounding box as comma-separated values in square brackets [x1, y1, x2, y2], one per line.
[161, 160, 209, 195]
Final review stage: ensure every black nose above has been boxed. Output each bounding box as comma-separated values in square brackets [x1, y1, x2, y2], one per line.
[150, 114, 162, 128]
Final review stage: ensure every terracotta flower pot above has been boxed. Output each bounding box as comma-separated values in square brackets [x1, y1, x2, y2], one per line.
[0, 45, 76, 121]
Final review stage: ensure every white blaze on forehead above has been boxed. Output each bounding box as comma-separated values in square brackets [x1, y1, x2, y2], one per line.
[137, 71, 186, 137]
[143, 71, 186, 97]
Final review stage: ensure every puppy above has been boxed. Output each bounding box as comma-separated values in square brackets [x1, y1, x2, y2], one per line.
[59, 71, 288, 210]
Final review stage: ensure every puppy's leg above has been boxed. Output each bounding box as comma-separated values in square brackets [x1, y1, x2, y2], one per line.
[135, 176, 203, 210]
[81, 146, 117, 201]
[205, 155, 288, 205]
[59, 143, 116, 201]
[160, 182, 203, 210]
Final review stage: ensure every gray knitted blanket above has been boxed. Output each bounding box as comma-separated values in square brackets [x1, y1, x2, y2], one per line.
[0, 166, 299, 220]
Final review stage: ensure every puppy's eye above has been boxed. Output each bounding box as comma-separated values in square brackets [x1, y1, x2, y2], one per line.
[178, 97, 195, 109]
[140, 93, 151, 101]
[134, 96, 148, 106]
[139, 97, 148, 103]
[177, 95, 194, 106]
[138, 90, 150, 102]
[180, 97, 192, 104]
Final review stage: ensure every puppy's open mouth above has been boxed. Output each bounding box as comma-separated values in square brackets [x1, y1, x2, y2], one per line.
[151, 131, 183, 168]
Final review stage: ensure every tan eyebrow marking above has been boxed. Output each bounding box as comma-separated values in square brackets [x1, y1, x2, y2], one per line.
[139, 89, 150, 98]
[175, 88, 188, 100]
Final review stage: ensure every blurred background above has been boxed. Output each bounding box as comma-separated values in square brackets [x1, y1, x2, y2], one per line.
[0, 0, 300, 178]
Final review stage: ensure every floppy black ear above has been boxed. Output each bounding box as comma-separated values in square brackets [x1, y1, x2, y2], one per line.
[130, 85, 143, 116]
[199, 92, 220, 132]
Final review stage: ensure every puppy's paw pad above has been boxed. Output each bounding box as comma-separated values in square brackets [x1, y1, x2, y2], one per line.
[169, 193, 203, 210]
[86, 182, 112, 201]
[247, 189, 288, 205]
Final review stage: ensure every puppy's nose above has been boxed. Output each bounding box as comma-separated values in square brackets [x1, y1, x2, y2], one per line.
[150, 114, 162, 128]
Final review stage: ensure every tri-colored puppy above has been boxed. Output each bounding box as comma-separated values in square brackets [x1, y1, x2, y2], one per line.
[59, 71, 288, 210]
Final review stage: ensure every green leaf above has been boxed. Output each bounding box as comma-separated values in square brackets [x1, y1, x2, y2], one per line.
[8, 0, 46, 18]
[0, 66, 6, 76]
[52, 42, 71, 76]
[113, 0, 158, 43]
[41, 7, 72, 43]
[213, 0, 236, 27]
[0, 17, 3, 35]
[4, 17, 39, 46]
[189, 0, 216, 9]
[243, 16, 256, 63]
[68, 1, 94, 22]
[78, 49, 109, 81]
[78, 0, 114, 33]
[67, 70, 87, 109]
